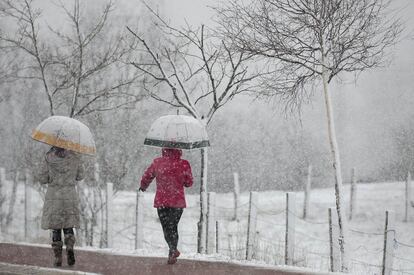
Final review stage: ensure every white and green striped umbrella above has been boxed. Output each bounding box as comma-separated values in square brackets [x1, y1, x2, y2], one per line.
[144, 115, 210, 149]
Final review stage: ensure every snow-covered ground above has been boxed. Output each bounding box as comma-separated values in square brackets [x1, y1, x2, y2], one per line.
[1, 181, 413, 275]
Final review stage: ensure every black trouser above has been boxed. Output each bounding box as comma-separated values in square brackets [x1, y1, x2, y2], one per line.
[157, 207, 183, 252]
[52, 228, 74, 242]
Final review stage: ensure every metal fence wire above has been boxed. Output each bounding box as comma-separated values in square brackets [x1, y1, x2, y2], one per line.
[1, 170, 413, 275]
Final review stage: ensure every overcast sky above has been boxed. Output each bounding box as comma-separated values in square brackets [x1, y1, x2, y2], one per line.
[168, 0, 414, 179]
[161, 0, 414, 174]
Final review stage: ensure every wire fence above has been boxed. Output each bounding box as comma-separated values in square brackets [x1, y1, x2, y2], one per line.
[1, 170, 414, 275]
[106, 192, 339, 270]
[392, 237, 414, 275]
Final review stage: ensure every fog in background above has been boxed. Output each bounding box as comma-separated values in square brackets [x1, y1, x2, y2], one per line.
[1, 0, 413, 192]
[164, 0, 414, 184]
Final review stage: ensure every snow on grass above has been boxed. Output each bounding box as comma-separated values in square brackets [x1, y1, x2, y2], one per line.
[1, 180, 413, 275]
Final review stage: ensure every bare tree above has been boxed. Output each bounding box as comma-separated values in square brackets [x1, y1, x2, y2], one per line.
[0, 0, 143, 118]
[216, 0, 402, 270]
[127, 3, 265, 253]
[0, 27, 19, 97]
[0, 51, 18, 90]
[382, 121, 414, 180]
[0, 0, 147, 244]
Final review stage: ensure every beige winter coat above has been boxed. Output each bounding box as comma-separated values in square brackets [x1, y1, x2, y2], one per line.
[38, 150, 84, 230]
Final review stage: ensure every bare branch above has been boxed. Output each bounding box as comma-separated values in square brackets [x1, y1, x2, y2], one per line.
[0, 0, 142, 117]
[215, 0, 403, 107]
[127, 3, 265, 123]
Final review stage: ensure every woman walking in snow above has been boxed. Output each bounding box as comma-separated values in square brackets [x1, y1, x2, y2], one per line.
[37, 146, 85, 267]
[139, 148, 193, 264]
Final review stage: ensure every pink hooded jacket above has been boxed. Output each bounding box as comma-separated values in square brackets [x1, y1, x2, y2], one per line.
[140, 148, 193, 208]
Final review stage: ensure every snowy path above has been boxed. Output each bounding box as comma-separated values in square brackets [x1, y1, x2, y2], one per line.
[0, 243, 335, 275]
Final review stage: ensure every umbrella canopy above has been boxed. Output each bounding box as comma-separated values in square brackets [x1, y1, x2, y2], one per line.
[144, 115, 210, 149]
[31, 116, 96, 155]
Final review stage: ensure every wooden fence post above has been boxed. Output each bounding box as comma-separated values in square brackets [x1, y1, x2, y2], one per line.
[233, 172, 240, 221]
[99, 188, 106, 248]
[93, 163, 106, 248]
[285, 192, 296, 265]
[349, 168, 357, 220]
[405, 172, 412, 222]
[246, 191, 258, 260]
[227, 233, 232, 257]
[135, 190, 144, 250]
[0, 167, 6, 230]
[382, 210, 395, 275]
[303, 165, 312, 219]
[206, 192, 216, 254]
[5, 172, 19, 228]
[254, 231, 260, 260]
[24, 169, 32, 240]
[106, 182, 113, 248]
[329, 207, 341, 272]
[216, 221, 220, 254]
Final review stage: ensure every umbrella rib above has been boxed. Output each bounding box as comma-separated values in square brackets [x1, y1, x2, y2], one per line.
[164, 117, 171, 145]
[185, 122, 190, 148]
[78, 123, 81, 155]
[57, 118, 70, 142]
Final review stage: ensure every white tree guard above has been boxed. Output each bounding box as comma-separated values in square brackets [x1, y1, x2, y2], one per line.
[285, 192, 296, 265]
[246, 191, 258, 260]
[94, 163, 100, 183]
[329, 207, 341, 272]
[198, 191, 208, 253]
[135, 190, 144, 250]
[405, 172, 412, 222]
[233, 172, 240, 221]
[206, 192, 216, 254]
[349, 168, 357, 220]
[24, 169, 32, 240]
[215, 221, 220, 254]
[197, 148, 209, 254]
[303, 165, 312, 219]
[106, 182, 113, 248]
[0, 167, 5, 231]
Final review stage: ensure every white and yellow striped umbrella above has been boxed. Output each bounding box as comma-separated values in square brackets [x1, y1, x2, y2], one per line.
[144, 115, 210, 149]
[31, 116, 96, 155]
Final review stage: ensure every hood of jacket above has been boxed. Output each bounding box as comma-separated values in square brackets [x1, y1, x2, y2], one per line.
[45, 149, 78, 174]
[162, 148, 182, 159]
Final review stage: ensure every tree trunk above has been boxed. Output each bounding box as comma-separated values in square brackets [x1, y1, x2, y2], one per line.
[321, 55, 349, 272]
[90, 211, 95, 246]
[303, 165, 312, 219]
[99, 189, 105, 248]
[197, 147, 208, 253]
[5, 171, 19, 229]
[233, 172, 240, 221]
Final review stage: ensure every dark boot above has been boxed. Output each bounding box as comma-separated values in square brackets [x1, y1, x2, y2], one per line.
[167, 250, 180, 264]
[51, 241, 63, 267]
[64, 234, 76, 266]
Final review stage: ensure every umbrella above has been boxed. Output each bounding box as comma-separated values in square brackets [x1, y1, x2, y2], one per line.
[31, 116, 96, 155]
[144, 115, 210, 149]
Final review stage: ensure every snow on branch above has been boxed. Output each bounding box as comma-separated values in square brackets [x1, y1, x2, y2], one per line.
[215, 0, 403, 109]
[0, 0, 144, 117]
[127, 1, 267, 123]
